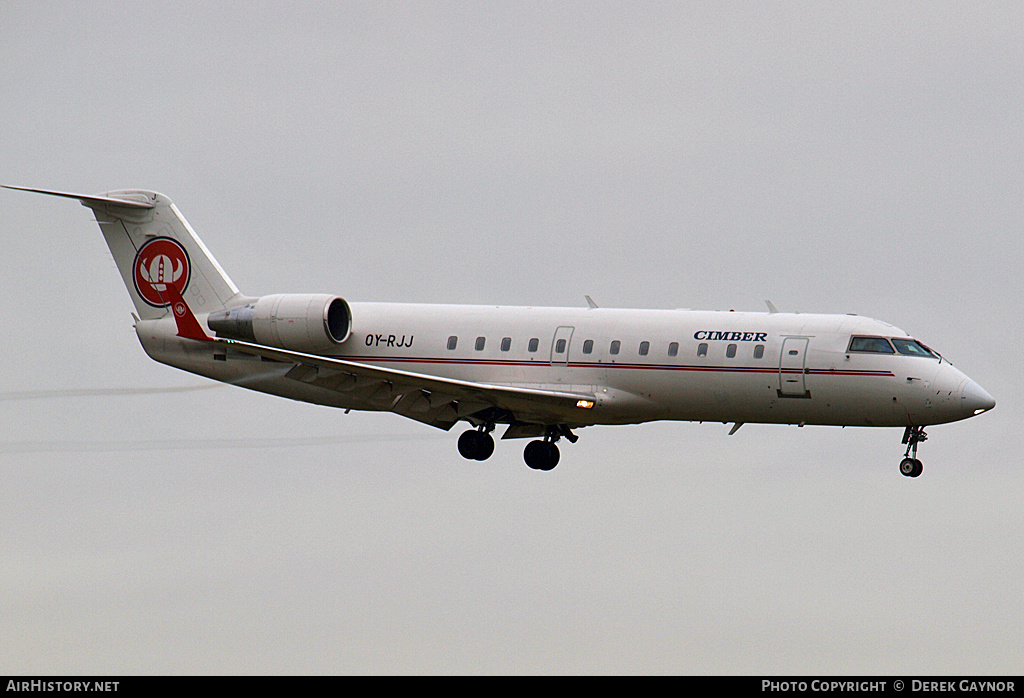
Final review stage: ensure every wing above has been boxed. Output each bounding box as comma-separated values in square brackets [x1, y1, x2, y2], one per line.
[215, 337, 598, 431]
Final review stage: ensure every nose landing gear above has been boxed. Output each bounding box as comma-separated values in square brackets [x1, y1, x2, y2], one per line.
[899, 425, 927, 478]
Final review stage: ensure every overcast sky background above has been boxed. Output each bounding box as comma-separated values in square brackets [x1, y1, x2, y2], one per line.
[1, 1, 1021, 675]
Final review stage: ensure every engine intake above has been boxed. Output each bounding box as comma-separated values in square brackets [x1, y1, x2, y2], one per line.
[208, 294, 351, 352]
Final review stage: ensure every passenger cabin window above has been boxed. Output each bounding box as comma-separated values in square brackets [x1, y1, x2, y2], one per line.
[891, 339, 936, 358]
[668, 342, 679, 357]
[555, 339, 567, 353]
[610, 340, 621, 355]
[639, 341, 650, 356]
[500, 337, 511, 352]
[475, 336, 486, 351]
[697, 343, 708, 357]
[447, 336, 458, 350]
[848, 336, 895, 354]
[753, 344, 765, 359]
[528, 338, 539, 352]
[582, 339, 594, 354]
[726, 343, 737, 358]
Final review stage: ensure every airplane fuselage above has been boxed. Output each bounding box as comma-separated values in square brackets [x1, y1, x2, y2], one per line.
[136, 303, 988, 432]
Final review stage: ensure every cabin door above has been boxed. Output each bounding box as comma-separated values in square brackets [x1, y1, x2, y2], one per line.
[550, 326, 575, 365]
[779, 337, 810, 397]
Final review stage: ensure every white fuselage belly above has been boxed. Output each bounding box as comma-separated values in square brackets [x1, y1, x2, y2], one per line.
[138, 303, 976, 430]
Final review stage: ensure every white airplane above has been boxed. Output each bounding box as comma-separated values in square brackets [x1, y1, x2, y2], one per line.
[6, 186, 996, 475]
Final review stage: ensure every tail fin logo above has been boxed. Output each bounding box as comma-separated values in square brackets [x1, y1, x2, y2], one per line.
[133, 237, 191, 307]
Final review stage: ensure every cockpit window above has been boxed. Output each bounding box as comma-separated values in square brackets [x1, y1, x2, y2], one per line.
[891, 338, 936, 358]
[848, 336, 895, 354]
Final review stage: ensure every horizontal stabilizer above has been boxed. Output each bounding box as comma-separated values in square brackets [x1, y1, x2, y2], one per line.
[3, 185, 154, 210]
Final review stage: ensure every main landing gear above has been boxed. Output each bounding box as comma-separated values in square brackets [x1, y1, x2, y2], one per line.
[524, 439, 560, 471]
[522, 426, 577, 471]
[457, 424, 576, 471]
[899, 425, 927, 478]
[458, 427, 495, 461]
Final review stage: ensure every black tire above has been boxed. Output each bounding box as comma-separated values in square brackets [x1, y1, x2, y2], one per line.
[458, 430, 481, 460]
[524, 440, 546, 469]
[474, 432, 495, 461]
[538, 442, 560, 471]
[900, 457, 923, 478]
[524, 440, 559, 470]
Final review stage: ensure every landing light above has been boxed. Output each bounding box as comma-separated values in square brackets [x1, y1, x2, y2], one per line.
[974, 408, 988, 415]
[577, 400, 595, 409]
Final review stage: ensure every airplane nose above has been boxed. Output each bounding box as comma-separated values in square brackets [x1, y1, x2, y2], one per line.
[961, 380, 996, 415]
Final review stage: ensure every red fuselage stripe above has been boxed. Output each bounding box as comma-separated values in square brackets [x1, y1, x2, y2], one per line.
[345, 355, 895, 378]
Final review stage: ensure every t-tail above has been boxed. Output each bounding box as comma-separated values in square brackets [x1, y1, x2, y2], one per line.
[3, 186, 247, 321]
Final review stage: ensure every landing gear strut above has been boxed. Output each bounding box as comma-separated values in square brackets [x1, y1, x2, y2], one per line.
[458, 426, 495, 461]
[899, 425, 927, 478]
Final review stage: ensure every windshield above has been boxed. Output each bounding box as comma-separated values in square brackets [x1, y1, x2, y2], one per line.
[848, 336, 895, 354]
[891, 338, 937, 358]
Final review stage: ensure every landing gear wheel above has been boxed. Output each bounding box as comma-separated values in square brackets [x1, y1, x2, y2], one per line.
[524, 440, 559, 471]
[458, 430, 495, 461]
[899, 458, 923, 478]
[473, 432, 494, 461]
[457, 430, 477, 459]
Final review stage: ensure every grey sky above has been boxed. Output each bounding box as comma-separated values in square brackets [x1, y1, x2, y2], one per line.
[1, 1, 1020, 674]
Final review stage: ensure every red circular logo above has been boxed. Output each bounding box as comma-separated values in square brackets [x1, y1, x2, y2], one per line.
[133, 237, 191, 307]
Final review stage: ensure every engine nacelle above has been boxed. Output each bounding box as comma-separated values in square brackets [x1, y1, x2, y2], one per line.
[208, 294, 352, 352]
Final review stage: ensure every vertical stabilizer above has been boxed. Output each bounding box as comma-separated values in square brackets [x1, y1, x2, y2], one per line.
[5, 186, 247, 321]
